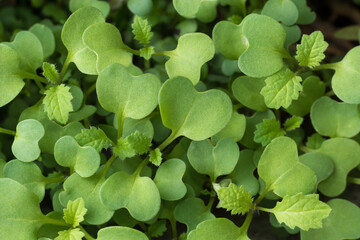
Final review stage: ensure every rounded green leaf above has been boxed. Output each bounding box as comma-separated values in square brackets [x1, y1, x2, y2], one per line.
[299, 152, 334, 186]
[286, 76, 325, 117]
[12, 119, 45, 162]
[61, 6, 105, 74]
[187, 218, 242, 240]
[159, 76, 232, 141]
[310, 96, 360, 138]
[83, 22, 132, 73]
[153, 158, 187, 201]
[232, 76, 267, 111]
[69, 0, 110, 18]
[173, 0, 201, 18]
[97, 64, 161, 122]
[0, 178, 48, 240]
[258, 136, 317, 197]
[29, 23, 55, 59]
[316, 138, 360, 197]
[188, 138, 239, 181]
[213, 21, 248, 60]
[4, 159, 46, 201]
[332, 46, 360, 103]
[292, 0, 316, 25]
[212, 111, 246, 143]
[165, 33, 215, 85]
[262, 0, 299, 26]
[100, 171, 161, 221]
[128, 0, 153, 16]
[97, 226, 149, 240]
[238, 14, 287, 77]
[174, 198, 215, 233]
[54, 136, 100, 178]
[301, 199, 360, 240]
[59, 172, 114, 225]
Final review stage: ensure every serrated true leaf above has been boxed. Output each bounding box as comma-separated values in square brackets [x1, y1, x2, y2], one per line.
[126, 131, 152, 155]
[306, 133, 325, 149]
[75, 127, 112, 152]
[63, 198, 87, 227]
[261, 68, 303, 109]
[149, 148, 162, 166]
[43, 84, 74, 124]
[114, 138, 136, 160]
[267, 193, 331, 231]
[55, 228, 84, 240]
[254, 119, 285, 146]
[295, 31, 328, 68]
[132, 16, 153, 46]
[217, 183, 253, 215]
[148, 220, 167, 238]
[140, 46, 155, 60]
[283, 116, 303, 131]
[42, 62, 59, 84]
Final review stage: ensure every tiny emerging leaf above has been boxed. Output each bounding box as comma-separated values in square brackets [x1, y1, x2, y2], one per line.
[43, 84, 73, 124]
[265, 193, 331, 231]
[149, 148, 162, 166]
[63, 198, 88, 227]
[75, 127, 112, 152]
[284, 116, 303, 131]
[132, 16, 153, 46]
[140, 46, 155, 60]
[260, 68, 303, 109]
[296, 31, 328, 68]
[42, 62, 59, 84]
[55, 228, 84, 240]
[254, 119, 285, 146]
[217, 183, 253, 215]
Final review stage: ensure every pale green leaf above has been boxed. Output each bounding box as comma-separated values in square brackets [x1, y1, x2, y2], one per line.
[268, 193, 331, 231]
[55, 228, 84, 240]
[283, 116, 303, 131]
[306, 133, 325, 149]
[254, 119, 285, 146]
[42, 62, 59, 84]
[149, 148, 162, 166]
[43, 84, 74, 124]
[75, 127, 112, 152]
[217, 183, 253, 215]
[63, 198, 87, 227]
[126, 131, 152, 155]
[114, 138, 136, 160]
[132, 16, 153, 46]
[295, 31, 328, 68]
[261, 68, 303, 109]
[140, 46, 155, 60]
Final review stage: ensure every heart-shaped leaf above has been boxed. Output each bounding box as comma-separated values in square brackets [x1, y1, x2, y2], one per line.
[173, 0, 217, 22]
[4, 159, 46, 201]
[153, 158, 187, 201]
[292, 0, 316, 24]
[69, 0, 110, 18]
[212, 111, 246, 143]
[59, 172, 114, 225]
[316, 138, 360, 197]
[29, 23, 55, 59]
[97, 63, 160, 135]
[187, 138, 239, 181]
[187, 218, 243, 240]
[12, 119, 45, 162]
[100, 171, 161, 221]
[310, 96, 360, 138]
[174, 198, 215, 233]
[96, 226, 148, 240]
[262, 0, 299, 26]
[258, 136, 317, 197]
[165, 33, 215, 85]
[301, 199, 360, 240]
[159, 76, 232, 142]
[54, 136, 100, 178]
[331, 46, 360, 103]
[61, 7, 105, 74]
[83, 22, 132, 73]
[127, 0, 153, 16]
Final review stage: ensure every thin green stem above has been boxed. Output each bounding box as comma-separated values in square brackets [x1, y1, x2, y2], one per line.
[169, 217, 178, 240]
[85, 83, 97, 97]
[43, 176, 66, 184]
[144, 59, 151, 70]
[117, 113, 125, 142]
[79, 225, 96, 240]
[158, 132, 178, 151]
[42, 216, 70, 227]
[153, 50, 175, 57]
[299, 144, 314, 153]
[255, 206, 272, 213]
[239, 211, 254, 235]
[124, 45, 140, 55]
[312, 63, 338, 71]
[134, 157, 149, 177]
[60, 55, 72, 81]
[348, 177, 360, 185]
[255, 186, 271, 205]
[0, 127, 16, 136]
[206, 196, 215, 211]
[20, 72, 48, 84]
[99, 155, 117, 176]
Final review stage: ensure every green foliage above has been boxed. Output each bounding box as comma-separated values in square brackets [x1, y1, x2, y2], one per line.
[254, 119, 285, 146]
[43, 84, 74, 124]
[296, 31, 328, 68]
[217, 183, 253, 215]
[262, 0, 299, 26]
[75, 127, 112, 152]
[265, 193, 331, 231]
[260, 68, 303, 109]
[63, 198, 87, 227]
[55, 228, 84, 240]
[42, 62, 59, 84]
[132, 16, 153, 46]
[284, 116, 303, 131]
[149, 148, 162, 166]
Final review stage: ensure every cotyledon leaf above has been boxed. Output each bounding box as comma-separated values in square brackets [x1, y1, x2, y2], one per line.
[97, 226, 149, 240]
[69, 0, 110, 17]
